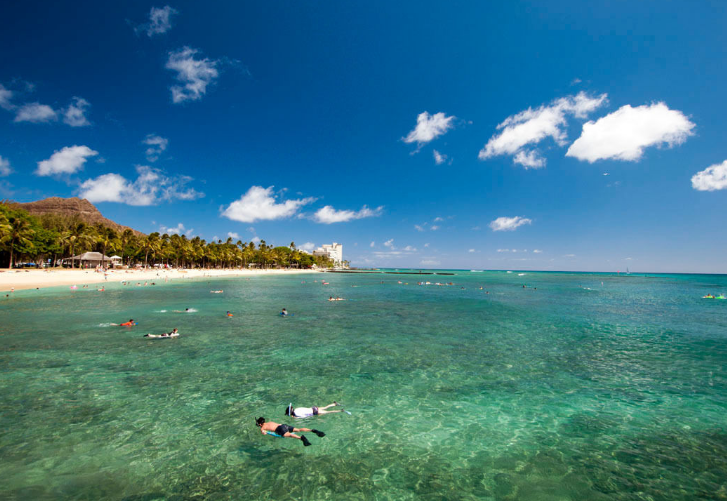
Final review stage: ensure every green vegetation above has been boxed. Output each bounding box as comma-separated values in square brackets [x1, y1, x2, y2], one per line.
[0, 202, 334, 269]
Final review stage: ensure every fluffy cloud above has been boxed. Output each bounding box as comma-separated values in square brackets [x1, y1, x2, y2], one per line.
[63, 97, 91, 127]
[313, 205, 383, 224]
[468, 248, 475, 253]
[36, 145, 98, 176]
[143, 134, 169, 162]
[0, 156, 11, 177]
[15, 103, 58, 123]
[479, 92, 607, 168]
[567, 103, 695, 162]
[370, 241, 375, 248]
[403, 112, 455, 147]
[222, 185, 315, 223]
[533, 249, 543, 253]
[402, 245, 417, 252]
[383, 239, 394, 248]
[78, 165, 203, 205]
[691, 160, 727, 191]
[421, 259, 440, 266]
[433, 150, 450, 165]
[299, 242, 316, 252]
[166, 47, 219, 103]
[163, 223, 193, 236]
[227, 232, 240, 240]
[146, 6, 177, 36]
[489, 216, 532, 232]
[0, 84, 14, 110]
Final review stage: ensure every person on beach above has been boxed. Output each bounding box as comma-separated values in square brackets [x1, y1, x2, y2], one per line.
[255, 417, 325, 447]
[285, 402, 344, 418]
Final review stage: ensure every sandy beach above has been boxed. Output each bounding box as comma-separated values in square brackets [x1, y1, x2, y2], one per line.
[0, 267, 319, 292]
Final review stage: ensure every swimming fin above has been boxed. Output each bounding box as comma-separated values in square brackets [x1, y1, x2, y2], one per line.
[301, 435, 312, 446]
[312, 429, 325, 437]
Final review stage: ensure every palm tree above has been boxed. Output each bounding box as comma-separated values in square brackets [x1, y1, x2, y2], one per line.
[97, 227, 118, 268]
[141, 233, 161, 268]
[5, 216, 35, 269]
[118, 229, 135, 266]
[67, 223, 90, 269]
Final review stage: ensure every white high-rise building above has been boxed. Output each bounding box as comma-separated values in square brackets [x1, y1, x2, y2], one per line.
[312, 243, 343, 266]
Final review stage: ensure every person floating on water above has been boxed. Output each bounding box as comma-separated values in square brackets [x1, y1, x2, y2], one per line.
[284, 402, 345, 418]
[280, 308, 289, 316]
[144, 328, 178, 338]
[226, 311, 233, 317]
[118, 319, 136, 326]
[255, 417, 325, 447]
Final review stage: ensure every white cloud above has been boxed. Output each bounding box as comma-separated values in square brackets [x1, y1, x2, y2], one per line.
[497, 249, 510, 252]
[78, 165, 203, 205]
[468, 249, 475, 253]
[222, 185, 315, 223]
[489, 216, 532, 232]
[15, 102, 58, 123]
[36, 145, 98, 176]
[564, 254, 575, 257]
[479, 92, 607, 168]
[370, 241, 375, 248]
[424, 243, 430, 247]
[384, 239, 394, 248]
[299, 242, 316, 252]
[414, 224, 425, 232]
[163, 223, 193, 237]
[166, 47, 219, 103]
[420, 259, 440, 266]
[430, 225, 440, 231]
[146, 6, 177, 36]
[313, 204, 383, 224]
[533, 249, 543, 253]
[433, 217, 444, 222]
[251, 236, 261, 245]
[63, 97, 91, 127]
[0, 84, 14, 110]
[691, 160, 727, 192]
[143, 134, 169, 162]
[402, 245, 417, 252]
[403, 112, 455, 147]
[433, 150, 449, 165]
[513, 150, 545, 169]
[227, 232, 240, 240]
[603, 172, 609, 176]
[567, 102, 695, 163]
[212, 235, 219, 242]
[0, 156, 11, 177]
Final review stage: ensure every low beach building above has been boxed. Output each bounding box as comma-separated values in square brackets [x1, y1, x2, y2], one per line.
[313, 243, 343, 266]
[62, 252, 114, 268]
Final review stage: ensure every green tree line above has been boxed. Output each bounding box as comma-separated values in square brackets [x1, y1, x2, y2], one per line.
[0, 202, 334, 270]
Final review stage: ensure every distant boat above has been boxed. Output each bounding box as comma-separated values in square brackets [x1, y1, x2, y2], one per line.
[471, 270, 483, 273]
[506, 271, 513, 274]
[626, 267, 630, 275]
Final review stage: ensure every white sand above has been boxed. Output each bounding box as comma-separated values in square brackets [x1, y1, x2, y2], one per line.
[0, 267, 319, 292]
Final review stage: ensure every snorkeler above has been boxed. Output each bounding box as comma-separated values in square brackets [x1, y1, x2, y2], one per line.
[255, 417, 325, 446]
[117, 319, 136, 326]
[284, 402, 344, 418]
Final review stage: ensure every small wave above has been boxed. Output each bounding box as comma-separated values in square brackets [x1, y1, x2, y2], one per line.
[98, 323, 114, 327]
[518, 273, 526, 276]
[186, 308, 198, 312]
[157, 310, 167, 313]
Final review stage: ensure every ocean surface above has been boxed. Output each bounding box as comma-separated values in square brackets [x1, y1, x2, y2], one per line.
[1, 270, 726, 500]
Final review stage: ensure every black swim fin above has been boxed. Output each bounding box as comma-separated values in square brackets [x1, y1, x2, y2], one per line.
[312, 429, 325, 437]
[301, 435, 312, 446]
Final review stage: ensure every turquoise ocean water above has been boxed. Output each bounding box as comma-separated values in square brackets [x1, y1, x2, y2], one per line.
[1, 270, 726, 500]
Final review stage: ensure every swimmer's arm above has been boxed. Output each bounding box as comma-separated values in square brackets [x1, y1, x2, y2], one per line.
[260, 428, 267, 435]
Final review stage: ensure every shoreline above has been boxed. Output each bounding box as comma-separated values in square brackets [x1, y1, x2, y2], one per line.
[0, 268, 319, 292]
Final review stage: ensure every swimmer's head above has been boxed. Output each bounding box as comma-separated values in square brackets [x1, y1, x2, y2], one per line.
[256, 417, 265, 427]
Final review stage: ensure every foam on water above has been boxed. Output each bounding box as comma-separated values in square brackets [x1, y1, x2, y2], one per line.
[1, 270, 726, 499]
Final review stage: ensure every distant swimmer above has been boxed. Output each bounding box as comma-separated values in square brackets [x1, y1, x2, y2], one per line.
[226, 311, 233, 317]
[117, 319, 136, 326]
[328, 296, 346, 301]
[173, 308, 192, 313]
[255, 417, 325, 447]
[284, 402, 345, 418]
[280, 308, 289, 316]
[144, 328, 179, 338]
[210, 290, 223, 294]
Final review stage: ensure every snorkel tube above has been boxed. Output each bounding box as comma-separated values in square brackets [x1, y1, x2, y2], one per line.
[288, 403, 293, 417]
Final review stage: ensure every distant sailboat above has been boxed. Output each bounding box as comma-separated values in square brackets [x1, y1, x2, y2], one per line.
[626, 267, 630, 275]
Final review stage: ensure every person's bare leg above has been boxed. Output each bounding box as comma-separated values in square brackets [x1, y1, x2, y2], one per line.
[318, 409, 343, 415]
[292, 427, 311, 433]
[320, 403, 337, 410]
[284, 432, 303, 439]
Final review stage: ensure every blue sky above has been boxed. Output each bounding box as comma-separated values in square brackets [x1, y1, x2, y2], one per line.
[1, 1, 726, 272]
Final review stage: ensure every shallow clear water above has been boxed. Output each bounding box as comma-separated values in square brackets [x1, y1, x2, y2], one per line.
[1, 271, 726, 500]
